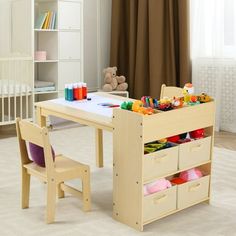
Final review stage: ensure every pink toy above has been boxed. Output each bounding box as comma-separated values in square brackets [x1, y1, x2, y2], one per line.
[143, 185, 149, 196]
[144, 178, 172, 195]
[179, 168, 203, 182]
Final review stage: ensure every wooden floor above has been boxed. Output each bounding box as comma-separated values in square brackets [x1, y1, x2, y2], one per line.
[214, 131, 236, 151]
[1, 124, 236, 151]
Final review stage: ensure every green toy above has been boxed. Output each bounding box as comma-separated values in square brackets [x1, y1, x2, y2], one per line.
[121, 101, 133, 110]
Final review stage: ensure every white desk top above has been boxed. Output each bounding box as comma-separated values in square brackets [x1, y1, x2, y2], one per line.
[50, 93, 124, 118]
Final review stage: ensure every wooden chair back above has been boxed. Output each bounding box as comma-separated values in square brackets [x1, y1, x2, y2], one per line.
[16, 118, 55, 176]
[160, 84, 184, 99]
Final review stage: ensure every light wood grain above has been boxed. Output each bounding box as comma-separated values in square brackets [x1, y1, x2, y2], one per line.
[160, 84, 184, 99]
[16, 118, 91, 223]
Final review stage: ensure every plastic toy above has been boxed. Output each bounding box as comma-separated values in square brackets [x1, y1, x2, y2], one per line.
[132, 101, 143, 112]
[183, 83, 194, 95]
[198, 93, 211, 103]
[144, 178, 172, 195]
[141, 96, 158, 108]
[158, 138, 167, 144]
[167, 135, 180, 143]
[172, 96, 183, 109]
[121, 101, 133, 110]
[189, 128, 205, 139]
[158, 97, 173, 111]
[132, 101, 154, 115]
[121, 100, 154, 115]
[179, 168, 203, 182]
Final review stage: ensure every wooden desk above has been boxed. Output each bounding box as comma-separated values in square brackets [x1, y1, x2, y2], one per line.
[35, 91, 215, 231]
[35, 92, 131, 167]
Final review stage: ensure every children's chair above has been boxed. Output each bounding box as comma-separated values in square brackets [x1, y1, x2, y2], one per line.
[16, 118, 91, 223]
[160, 84, 184, 99]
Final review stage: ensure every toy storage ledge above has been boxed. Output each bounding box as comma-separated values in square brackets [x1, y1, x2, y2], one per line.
[112, 101, 215, 231]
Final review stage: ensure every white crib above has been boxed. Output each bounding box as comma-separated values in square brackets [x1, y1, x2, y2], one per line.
[0, 58, 33, 125]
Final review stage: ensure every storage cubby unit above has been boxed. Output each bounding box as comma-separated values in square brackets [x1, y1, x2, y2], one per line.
[113, 101, 215, 231]
[33, 0, 83, 104]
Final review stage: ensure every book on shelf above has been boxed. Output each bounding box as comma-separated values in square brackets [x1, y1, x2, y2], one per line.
[35, 11, 57, 30]
[35, 12, 47, 29]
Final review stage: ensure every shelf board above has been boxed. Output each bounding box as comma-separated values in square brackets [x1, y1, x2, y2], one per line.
[59, 29, 81, 32]
[34, 29, 58, 32]
[34, 90, 58, 95]
[34, 60, 58, 63]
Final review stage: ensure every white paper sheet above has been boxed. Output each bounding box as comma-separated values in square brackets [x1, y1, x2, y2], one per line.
[50, 94, 124, 118]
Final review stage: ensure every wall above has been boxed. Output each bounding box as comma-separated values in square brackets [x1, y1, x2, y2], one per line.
[83, 0, 112, 90]
[99, 0, 112, 88]
[0, 0, 31, 58]
[0, 1, 11, 57]
[83, 0, 98, 90]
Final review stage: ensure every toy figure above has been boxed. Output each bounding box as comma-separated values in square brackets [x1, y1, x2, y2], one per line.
[198, 93, 211, 103]
[172, 96, 183, 109]
[183, 83, 194, 103]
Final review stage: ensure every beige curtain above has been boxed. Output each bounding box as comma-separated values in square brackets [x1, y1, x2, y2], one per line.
[110, 0, 190, 99]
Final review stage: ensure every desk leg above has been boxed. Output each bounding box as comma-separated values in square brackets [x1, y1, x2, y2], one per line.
[95, 128, 103, 168]
[36, 107, 46, 127]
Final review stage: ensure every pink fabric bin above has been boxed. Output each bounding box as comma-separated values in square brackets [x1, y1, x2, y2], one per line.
[35, 51, 47, 61]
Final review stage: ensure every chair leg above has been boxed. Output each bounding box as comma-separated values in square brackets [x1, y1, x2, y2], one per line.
[57, 182, 65, 199]
[82, 167, 91, 212]
[46, 181, 57, 223]
[22, 167, 31, 209]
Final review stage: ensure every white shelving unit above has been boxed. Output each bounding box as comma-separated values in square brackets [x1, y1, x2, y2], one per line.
[0, 0, 83, 125]
[33, 0, 84, 103]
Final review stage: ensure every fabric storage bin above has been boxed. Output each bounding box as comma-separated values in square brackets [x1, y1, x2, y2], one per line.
[143, 186, 177, 222]
[177, 175, 210, 209]
[143, 146, 178, 182]
[178, 136, 211, 169]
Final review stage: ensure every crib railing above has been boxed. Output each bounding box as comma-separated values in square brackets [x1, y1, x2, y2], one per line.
[0, 58, 33, 125]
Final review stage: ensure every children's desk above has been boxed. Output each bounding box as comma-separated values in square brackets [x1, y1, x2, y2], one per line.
[36, 92, 215, 231]
[35, 92, 132, 167]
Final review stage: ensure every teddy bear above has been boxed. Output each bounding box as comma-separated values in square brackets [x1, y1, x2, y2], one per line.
[102, 66, 128, 92]
[116, 75, 128, 91]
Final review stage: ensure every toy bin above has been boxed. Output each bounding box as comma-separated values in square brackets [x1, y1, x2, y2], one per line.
[177, 175, 210, 209]
[178, 136, 212, 169]
[143, 186, 177, 222]
[143, 145, 179, 182]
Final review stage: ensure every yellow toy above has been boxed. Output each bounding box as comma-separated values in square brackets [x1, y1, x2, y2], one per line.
[198, 93, 211, 103]
[183, 83, 194, 103]
[132, 101, 143, 112]
[132, 100, 154, 115]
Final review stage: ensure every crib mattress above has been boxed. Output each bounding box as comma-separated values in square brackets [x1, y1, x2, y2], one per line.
[0, 80, 32, 96]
